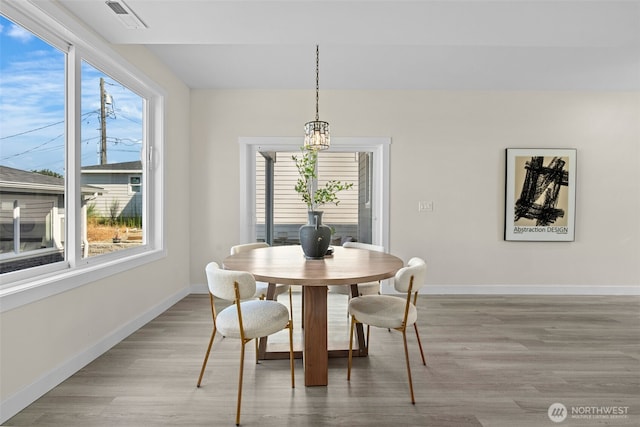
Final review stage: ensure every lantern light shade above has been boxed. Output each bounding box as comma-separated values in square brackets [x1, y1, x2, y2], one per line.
[304, 120, 330, 150]
[304, 45, 330, 151]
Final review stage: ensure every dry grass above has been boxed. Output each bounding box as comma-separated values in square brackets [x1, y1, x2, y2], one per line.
[87, 223, 142, 242]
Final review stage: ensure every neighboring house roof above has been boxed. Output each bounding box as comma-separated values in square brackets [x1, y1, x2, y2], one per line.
[82, 161, 142, 173]
[1, 165, 65, 187]
[1, 165, 102, 195]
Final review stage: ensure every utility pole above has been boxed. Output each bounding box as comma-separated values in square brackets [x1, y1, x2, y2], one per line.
[100, 77, 107, 165]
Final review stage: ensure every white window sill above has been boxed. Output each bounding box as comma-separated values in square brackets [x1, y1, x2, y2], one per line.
[0, 248, 166, 313]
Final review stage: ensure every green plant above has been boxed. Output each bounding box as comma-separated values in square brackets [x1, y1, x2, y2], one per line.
[86, 203, 98, 224]
[292, 147, 353, 212]
[32, 168, 63, 179]
[120, 216, 142, 228]
[108, 199, 120, 226]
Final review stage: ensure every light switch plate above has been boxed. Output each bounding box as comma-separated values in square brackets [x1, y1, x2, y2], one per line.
[418, 201, 434, 212]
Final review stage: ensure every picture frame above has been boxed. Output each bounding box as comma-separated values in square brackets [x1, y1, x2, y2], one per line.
[505, 148, 576, 241]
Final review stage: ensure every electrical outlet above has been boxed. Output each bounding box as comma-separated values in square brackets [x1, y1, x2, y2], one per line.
[418, 201, 434, 212]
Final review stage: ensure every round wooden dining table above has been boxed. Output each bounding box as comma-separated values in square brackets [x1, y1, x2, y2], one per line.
[223, 245, 404, 386]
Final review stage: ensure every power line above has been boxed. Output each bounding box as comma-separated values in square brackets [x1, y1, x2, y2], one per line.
[0, 120, 63, 140]
[107, 137, 142, 146]
[110, 149, 140, 153]
[113, 108, 142, 125]
[0, 110, 100, 141]
[0, 133, 64, 161]
[0, 136, 140, 163]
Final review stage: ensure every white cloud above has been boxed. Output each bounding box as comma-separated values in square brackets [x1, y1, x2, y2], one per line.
[1, 30, 143, 172]
[7, 23, 33, 43]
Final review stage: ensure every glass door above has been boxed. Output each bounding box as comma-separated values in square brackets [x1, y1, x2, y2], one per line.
[256, 150, 373, 246]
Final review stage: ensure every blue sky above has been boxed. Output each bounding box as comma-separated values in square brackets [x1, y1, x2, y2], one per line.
[0, 14, 143, 176]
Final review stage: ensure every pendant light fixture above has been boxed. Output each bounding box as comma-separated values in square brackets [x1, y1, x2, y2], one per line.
[304, 45, 330, 150]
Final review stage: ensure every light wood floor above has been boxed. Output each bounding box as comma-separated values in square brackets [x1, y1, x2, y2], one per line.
[5, 293, 639, 426]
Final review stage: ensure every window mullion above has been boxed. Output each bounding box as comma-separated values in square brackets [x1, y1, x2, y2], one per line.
[66, 45, 82, 267]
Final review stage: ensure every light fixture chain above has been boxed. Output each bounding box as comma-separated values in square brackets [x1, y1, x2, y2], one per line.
[304, 44, 329, 150]
[315, 44, 319, 121]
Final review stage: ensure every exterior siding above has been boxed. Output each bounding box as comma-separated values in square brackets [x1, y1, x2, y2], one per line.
[82, 173, 142, 219]
[256, 151, 359, 224]
[0, 194, 62, 253]
[255, 150, 361, 244]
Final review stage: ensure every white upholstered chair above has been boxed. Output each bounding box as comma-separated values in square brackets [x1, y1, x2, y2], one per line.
[196, 262, 295, 426]
[230, 242, 293, 314]
[329, 241, 385, 343]
[329, 241, 385, 297]
[347, 257, 427, 404]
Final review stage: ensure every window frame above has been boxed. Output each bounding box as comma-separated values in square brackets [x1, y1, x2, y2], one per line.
[0, 1, 165, 312]
[239, 137, 391, 250]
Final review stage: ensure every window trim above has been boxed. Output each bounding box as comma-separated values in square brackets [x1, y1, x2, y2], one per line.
[239, 137, 391, 250]
[0, 1, 166, 312]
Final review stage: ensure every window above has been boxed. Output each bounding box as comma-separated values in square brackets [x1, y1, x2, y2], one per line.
[0, 3, 164, 306]
[240, 137, 390, 250]
[129, 176, 142, 194]
[255, 151, 360, 245]
[80, 61, 145, 258]
[0, 15, 66, 274]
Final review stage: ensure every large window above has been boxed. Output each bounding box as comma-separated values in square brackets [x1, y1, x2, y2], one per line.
[0, 3, 163, 301]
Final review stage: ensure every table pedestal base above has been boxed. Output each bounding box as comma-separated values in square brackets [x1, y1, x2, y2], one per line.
[257, 284, 369, 386]
[303, 286, 327, 385]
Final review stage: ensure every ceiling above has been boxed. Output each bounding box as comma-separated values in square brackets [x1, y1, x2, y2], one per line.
[39, 0, 640, 90]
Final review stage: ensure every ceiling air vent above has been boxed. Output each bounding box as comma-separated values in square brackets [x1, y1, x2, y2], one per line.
[105, 1, 147, 29]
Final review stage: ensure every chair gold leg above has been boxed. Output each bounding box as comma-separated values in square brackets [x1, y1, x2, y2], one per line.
[196, 327, 217, 387]
[236, 341, 246, 426]
[347, 316, 356, 380]
[288, 287, 293, 317]
[413, 323, 426, 365]
[288, 321, 295, 388]
[402, 330, 415, 404]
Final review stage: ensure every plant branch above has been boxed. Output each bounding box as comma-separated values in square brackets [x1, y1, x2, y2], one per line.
[293, 147, 353, 212]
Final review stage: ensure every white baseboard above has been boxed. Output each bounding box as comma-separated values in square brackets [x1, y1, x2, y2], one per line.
[190, 283, 208, 294]
[0, 287, 190, 424]
[417, 284, 640, 295]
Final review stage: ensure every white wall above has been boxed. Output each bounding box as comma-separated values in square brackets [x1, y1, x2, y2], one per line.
[0, 45, 191, 416]
[189, 90, 640, 292]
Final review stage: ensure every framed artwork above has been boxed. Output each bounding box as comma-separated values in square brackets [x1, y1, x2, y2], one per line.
[505, 148, 576, 241]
